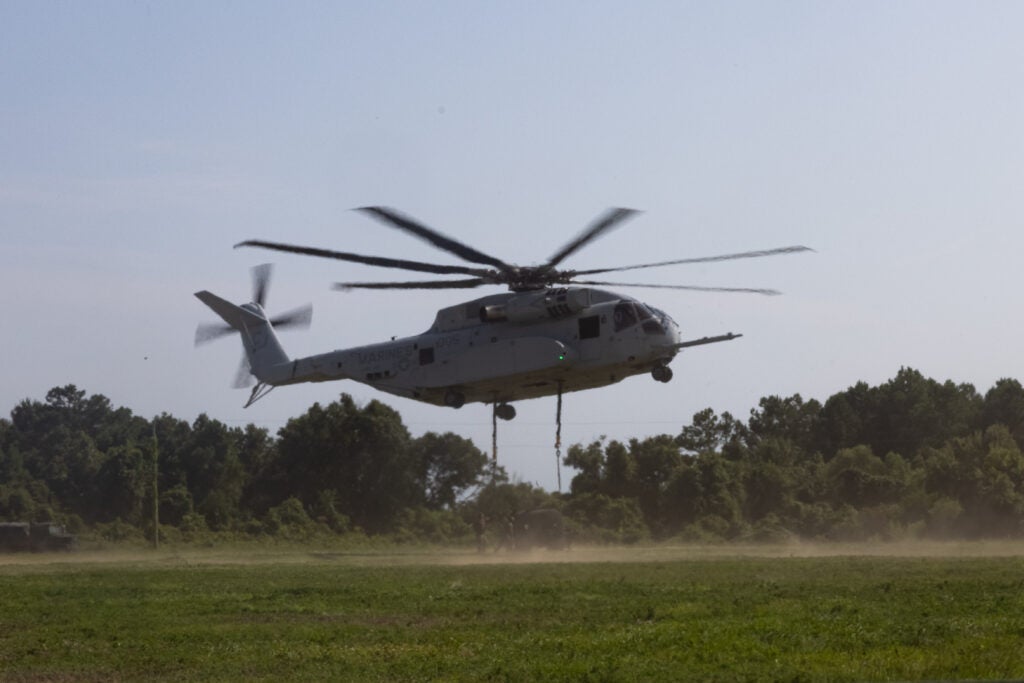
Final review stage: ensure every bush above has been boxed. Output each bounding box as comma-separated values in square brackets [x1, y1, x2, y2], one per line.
[97, 519, 144, 543]
[264, 497, 318, 540]
[312, 489, 351, 533]
[563, 493, 649, 544]
[392, 507, 471, 544]
[1, 486, 34, 519]
[159, 485, 194, 527]
[825, 505, 863, 541]
[741, 514, 797, 543]
[672, 522, 726, 544]
[179, 512, 210, 541]
[926, 497, 963, 538]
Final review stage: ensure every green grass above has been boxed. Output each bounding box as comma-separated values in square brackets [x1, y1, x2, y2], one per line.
[2, 546, 1024, 681]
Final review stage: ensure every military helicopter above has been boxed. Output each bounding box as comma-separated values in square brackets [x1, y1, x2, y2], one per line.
[195, 207, 810, 421]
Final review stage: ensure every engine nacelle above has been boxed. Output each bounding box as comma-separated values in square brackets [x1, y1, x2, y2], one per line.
[480, 288, 592, 324]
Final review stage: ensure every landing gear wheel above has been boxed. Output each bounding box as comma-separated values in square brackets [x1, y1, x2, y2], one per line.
[444, 390, 466, 409]
[652, 365, 673, 383]
[495, 403, 516, 421]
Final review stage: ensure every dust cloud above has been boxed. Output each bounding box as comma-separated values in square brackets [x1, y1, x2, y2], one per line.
[5, 539, 1024, 571]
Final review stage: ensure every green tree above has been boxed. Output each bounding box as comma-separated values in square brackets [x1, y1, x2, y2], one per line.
[817, 381, 871, 456]
[563, 440, 604, 495]
[825, 445, 907, 509]
[664, 452, 744, 538]
[746, 394, 821, 455]
[629, 435, 683, 533]
[176, 415, 246, 530]
[563, 493, 648, 543]
[743, 442, 798, 522]
[7, 386, 157, 524]
[678, 408, 747, 457]
[96, 443, 148, 524]
[271, 395, 417, 533]
[472, 480, 556, 524]
[602, 440, 636, 498]
[410, 432, 489, 510]
[923, 425, 1024, 535]
[981, 378, 1024, 447]
[24, 426, 103, 519]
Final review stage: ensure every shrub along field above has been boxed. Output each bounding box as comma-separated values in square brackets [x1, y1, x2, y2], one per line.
[2, 544, 1024, 681]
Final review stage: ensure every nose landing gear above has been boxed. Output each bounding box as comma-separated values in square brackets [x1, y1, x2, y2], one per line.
[652, 364, 673, 383]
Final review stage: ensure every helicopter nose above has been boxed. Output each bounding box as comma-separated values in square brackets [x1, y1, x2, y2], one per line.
[667, 319, 682, 344]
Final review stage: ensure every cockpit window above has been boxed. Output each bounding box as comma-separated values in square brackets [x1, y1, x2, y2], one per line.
[642, 320, 665, 335]
[636, 304, 653, 321]
[613, 302, 638, 331]
[649, 306, 676, 327]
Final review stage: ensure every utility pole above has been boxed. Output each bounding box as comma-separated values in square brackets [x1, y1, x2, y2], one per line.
[151, 421, 159, 550]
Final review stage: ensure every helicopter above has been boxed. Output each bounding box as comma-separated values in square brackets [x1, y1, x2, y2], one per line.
[195, 207, 810, 422]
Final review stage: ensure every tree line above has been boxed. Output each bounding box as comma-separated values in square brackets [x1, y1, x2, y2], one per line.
[2, 368, 1024, 544]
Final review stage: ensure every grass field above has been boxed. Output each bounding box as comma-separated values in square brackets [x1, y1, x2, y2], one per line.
[2, 543, 1024, 681]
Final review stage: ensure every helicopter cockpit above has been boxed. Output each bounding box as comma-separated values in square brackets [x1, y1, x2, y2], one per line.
[613, 300, 671, 335]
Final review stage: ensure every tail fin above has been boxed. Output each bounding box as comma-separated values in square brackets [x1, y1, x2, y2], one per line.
[194, 290, 290, 382]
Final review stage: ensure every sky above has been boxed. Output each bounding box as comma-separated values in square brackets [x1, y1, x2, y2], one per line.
[3, 2, 1023, 491]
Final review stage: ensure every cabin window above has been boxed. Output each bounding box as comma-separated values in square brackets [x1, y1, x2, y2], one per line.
[578, 315, 600, 339]
[419, 348, 435, 365]
[612, 302, 638, 331]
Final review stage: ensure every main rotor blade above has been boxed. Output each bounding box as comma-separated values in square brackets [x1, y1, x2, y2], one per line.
[195, 322, 235, 346]
[251, 263, 272, 307]
[574, 245, 814, 277]
[570, 279, 782, 295]
[333, 278, 487, 291]
[235, 239, 488, 277]
[544, 207, 641, 270]
[268, 304, 313, 330]
[356, 206, 514, 272]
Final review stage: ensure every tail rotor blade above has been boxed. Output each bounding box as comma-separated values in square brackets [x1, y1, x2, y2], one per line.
[232, 354, 253, 389]
[251, 263, 272, 307]
[269, 304, 313, 330]
[195, 323, 235, 346]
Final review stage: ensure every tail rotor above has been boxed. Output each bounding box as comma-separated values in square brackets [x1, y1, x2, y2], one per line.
[194, 264, 312, 388]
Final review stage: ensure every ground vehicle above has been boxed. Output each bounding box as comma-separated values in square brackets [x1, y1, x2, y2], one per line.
[512, 508, 567, 550]
[0, 522, 77, 552]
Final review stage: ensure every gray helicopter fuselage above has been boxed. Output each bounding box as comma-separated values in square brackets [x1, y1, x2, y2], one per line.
[266, 287, 682, 406]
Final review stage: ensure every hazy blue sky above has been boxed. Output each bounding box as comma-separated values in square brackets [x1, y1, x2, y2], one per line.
[3, 2, 1023, 489]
